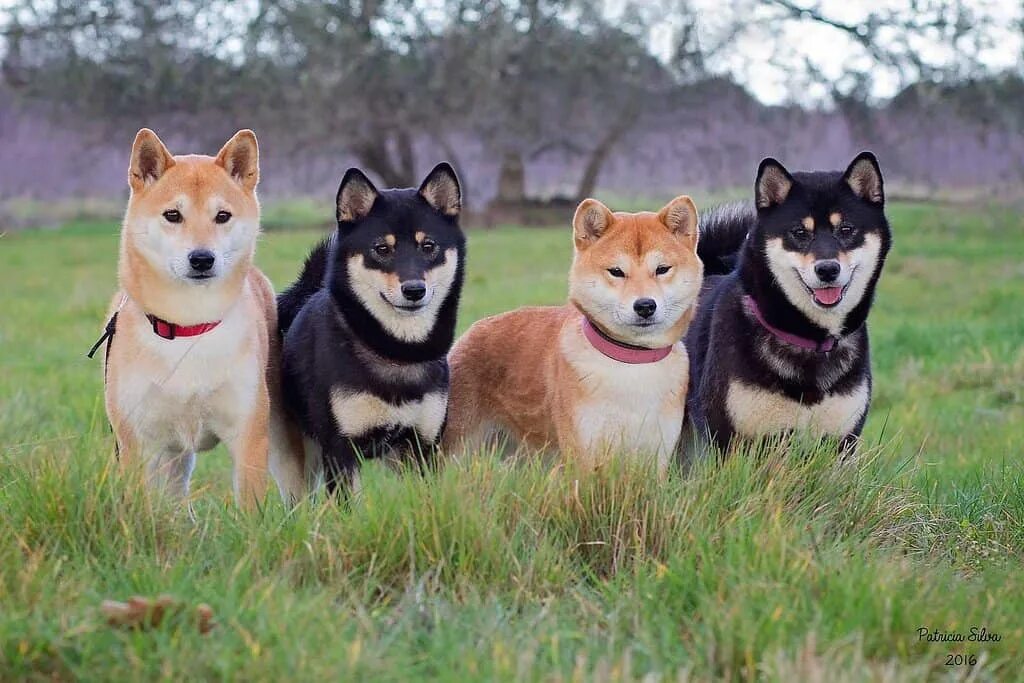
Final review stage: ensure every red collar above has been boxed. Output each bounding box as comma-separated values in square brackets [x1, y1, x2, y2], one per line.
[581, 317, 673, 364]
[742, 295, 837, 353]
[146, 314, 221, 340]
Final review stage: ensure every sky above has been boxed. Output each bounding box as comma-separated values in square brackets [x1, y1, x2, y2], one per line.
[699, 0, 1022, 104]
[0, 0, 1021, 105]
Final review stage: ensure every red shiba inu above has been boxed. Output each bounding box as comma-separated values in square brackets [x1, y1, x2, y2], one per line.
[97, 128, 288, 508]
[443, 196, 703, 471]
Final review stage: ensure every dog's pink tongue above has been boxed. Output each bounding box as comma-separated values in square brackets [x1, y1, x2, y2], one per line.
[813, 287, 844, 305]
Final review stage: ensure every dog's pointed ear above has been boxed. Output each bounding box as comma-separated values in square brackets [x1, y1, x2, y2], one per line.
[129, 128, 175, 193]
[215, 129, 260, 192]
[843, 151, 884, 204]
[573, 198, 614, 249]
[336, 168, 379, 223]
[658, 195, 698, 246]
[418, 162, 461, 217]
[755, 157, 794, 209]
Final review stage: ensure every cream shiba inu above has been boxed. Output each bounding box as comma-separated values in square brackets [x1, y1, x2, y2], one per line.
[95, 128, 284, 508]
[444, 196, 703, 471]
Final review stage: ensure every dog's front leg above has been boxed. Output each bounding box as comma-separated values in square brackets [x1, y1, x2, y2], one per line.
[146, 447, 197, 499]
[837, 433, 861, 462]
[225, 385, 270, 510]
[404, 430, 441, 475]
[110, 407, 198, 506]
[109, 413, 140, 472]
[320, 433, 361, 498]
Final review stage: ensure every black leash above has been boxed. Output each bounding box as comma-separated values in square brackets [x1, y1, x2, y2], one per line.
[87, 311, 120, 457]
[87, 311, 118, 363]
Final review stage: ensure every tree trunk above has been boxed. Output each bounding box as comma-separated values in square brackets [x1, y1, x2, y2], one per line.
[575, 105, 639, 201]
[495, 151, 526, 203]
[351, 131, 416, 188]
[394, 129, 417, 186]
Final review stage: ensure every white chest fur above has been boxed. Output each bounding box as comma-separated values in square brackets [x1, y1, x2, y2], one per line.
[563, 328, 688, 463]
[725, 379, 869, 438]
[112, 298, 259, 453]
[330, 389, 448, 443]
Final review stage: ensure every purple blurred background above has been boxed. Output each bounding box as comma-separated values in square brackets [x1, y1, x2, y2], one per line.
[1, 1, 1022, 226]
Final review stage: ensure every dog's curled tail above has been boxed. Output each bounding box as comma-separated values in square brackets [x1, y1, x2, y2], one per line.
[697, 202, 756, 276]
[277, 236, 332, 337]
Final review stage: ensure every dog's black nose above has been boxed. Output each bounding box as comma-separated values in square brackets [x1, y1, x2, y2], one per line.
[401, 280, 427, 302]
[814, 260, 841, 283]
[633, 297, 657, 319]
[188, 249, 216, 272]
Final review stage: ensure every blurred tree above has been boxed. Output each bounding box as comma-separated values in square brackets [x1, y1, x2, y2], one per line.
[1, 0, 711, 203]
[2, 0, 1019, 204]
[243, 0, 433, 187]
[433, 1, 685, 203]
[756, 0, 1004, 97]
[245, 0, 703, 201]
[1, 1, 251, 140]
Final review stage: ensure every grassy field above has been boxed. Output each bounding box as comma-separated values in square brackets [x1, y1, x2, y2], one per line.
[1, 202, 1023, 680]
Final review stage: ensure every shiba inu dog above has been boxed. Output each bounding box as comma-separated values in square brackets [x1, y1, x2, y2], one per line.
[98, 128, 281, 508]
[276, 163, 466, 493]
[684, 152, 892, 456]
[444, 196, 703, 471]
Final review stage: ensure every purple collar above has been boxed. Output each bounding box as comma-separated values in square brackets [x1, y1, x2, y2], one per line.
[581, 317, 673, 364]
[742, 295, 838, 353]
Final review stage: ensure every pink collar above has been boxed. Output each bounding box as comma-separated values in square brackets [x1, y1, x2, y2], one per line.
[146, 314, 221, 340]
[581, 317, 673, 364]
[742, 295, 837, 353]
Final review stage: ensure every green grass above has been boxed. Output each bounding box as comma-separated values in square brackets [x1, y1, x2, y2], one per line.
[1, 202, 1023, 680]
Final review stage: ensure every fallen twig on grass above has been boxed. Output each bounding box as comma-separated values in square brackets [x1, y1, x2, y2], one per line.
[100, 595, 215, 634]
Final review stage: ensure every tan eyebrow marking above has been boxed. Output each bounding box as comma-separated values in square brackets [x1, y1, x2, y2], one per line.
[829, 212, 842, 227]
[415, 231, 425, 244]
[802, 216, 815, 231]
[385, 234, 396, 247]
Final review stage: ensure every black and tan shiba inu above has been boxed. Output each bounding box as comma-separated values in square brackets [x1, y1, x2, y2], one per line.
[276, 164, 465, 494]
[684, 152, 891, 456]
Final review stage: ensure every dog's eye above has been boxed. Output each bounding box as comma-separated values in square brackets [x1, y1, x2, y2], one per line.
[789, 227, 810, 242]
[837, 224, 857, 239]
[215, 211, 232, 224]
[163, 210, 183, 224]
[421, 239, 437, 255]
[373, 244, 393, 258]
[655, 265, 671, 276]
[607, 267, 625, 278]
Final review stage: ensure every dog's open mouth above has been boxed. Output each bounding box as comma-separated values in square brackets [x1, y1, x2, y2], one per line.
[801, 264, 858, 308]
[807, 284, 846, 307]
